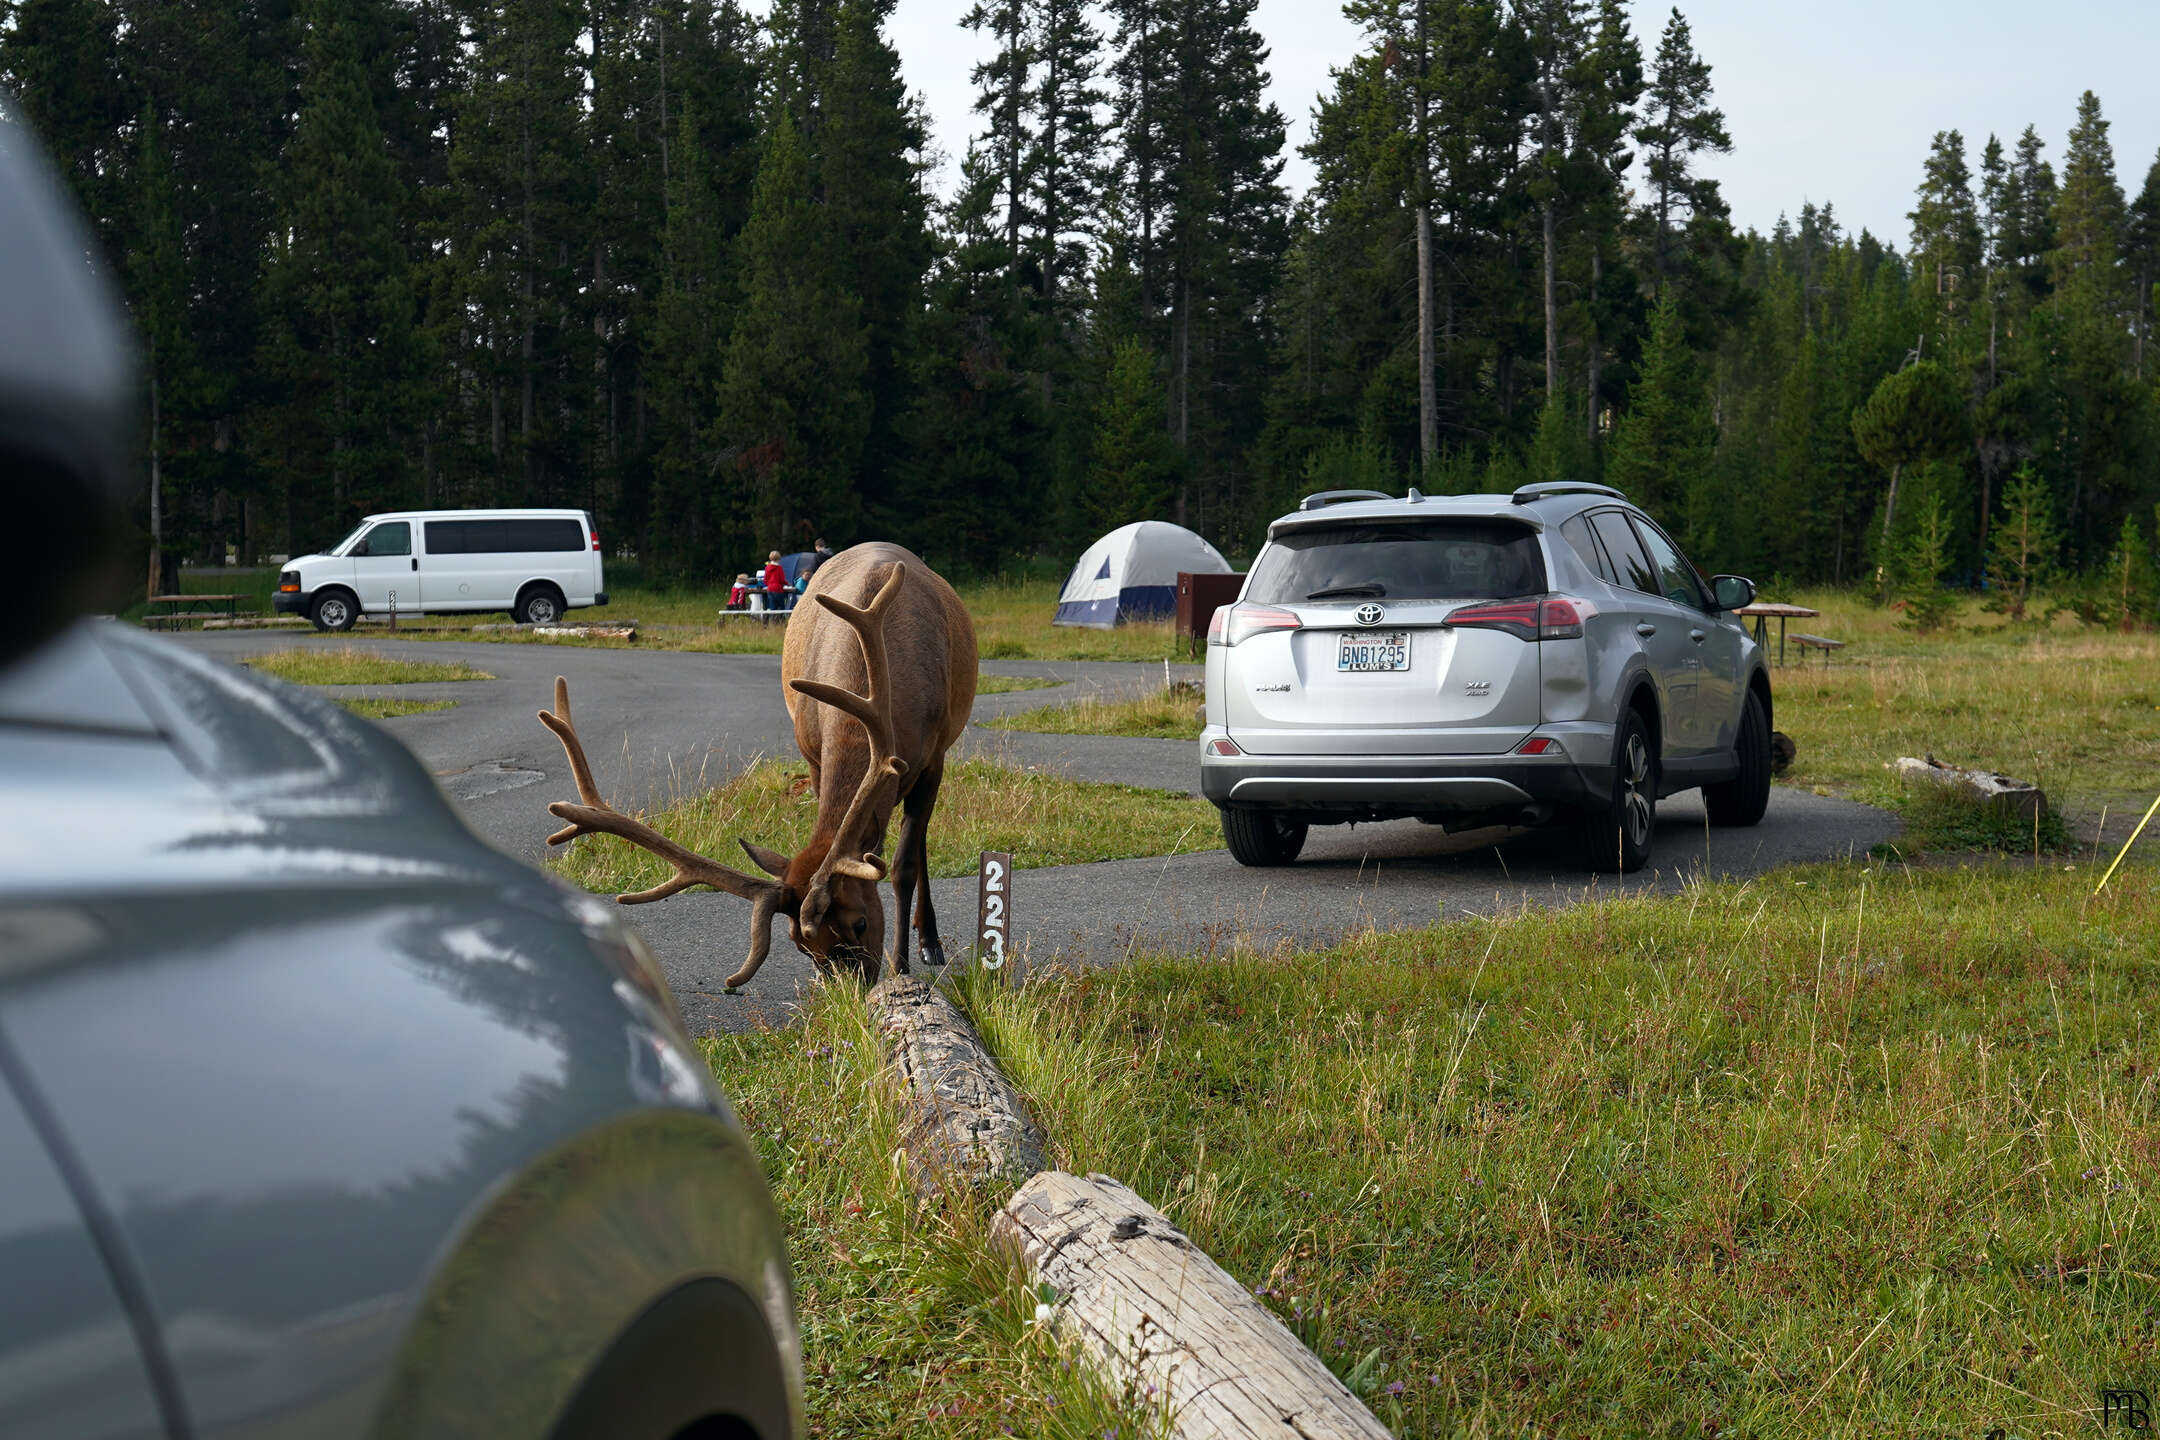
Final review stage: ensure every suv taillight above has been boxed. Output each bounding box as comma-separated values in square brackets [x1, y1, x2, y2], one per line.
[1211, 603, 1301, 647]
[1443, 596, 1593, 641]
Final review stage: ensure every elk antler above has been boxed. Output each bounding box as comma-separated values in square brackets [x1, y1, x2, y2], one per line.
[789, 565, 911, 908]
[538, 676, 786, 988]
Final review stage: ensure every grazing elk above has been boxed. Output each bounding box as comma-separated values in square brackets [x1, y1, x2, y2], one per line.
[537, 543, 978, 988]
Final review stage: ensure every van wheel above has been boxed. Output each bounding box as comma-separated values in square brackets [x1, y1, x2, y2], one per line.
[1578, 709, 1655, 873]
[311, 590, 357, 633]
[1703, 690, 1772, 827]
[515, 586, 564, 626]
[1220, 806, 1307, 867]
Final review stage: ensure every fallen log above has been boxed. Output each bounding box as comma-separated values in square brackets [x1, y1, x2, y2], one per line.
[1893, 754, 2046, 823]
[531, 624, 638, 641]
[995, 1171, 1392, 1440]
[867, 974, 1047, 1194]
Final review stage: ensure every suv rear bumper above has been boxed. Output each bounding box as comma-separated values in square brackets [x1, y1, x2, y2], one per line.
[1199, 724, 1617, 820]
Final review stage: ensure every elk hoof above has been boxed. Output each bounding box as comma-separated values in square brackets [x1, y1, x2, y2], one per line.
[922, 939, 947, 968]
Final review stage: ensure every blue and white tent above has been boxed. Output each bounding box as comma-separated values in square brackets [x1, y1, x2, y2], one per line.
[1053, 521, 1232, 628]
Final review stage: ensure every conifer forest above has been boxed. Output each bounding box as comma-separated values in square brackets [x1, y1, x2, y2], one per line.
[8, 0, 2160, 609]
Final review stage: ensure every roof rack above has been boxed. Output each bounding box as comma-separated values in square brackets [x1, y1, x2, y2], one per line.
[1298, 489, 1394, 511]
[1511, 481, 1625, 505]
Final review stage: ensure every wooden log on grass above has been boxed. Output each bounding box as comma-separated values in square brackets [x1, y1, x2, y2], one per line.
[867, 973, 1047, 1193]
[995, 1171, 1392, 1440]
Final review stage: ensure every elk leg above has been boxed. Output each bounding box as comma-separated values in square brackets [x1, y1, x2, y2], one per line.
[888, 769, 938, 977]
[905, 762, 947, 967]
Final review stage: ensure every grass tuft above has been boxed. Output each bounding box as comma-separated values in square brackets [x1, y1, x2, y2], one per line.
[244, 646, 492, 685]
[552, 756, 1218, 895]
[339, 697, 458, 720]
[990, 685, 1204, 741]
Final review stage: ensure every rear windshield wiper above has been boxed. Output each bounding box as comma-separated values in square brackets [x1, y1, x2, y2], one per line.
[1305, 583, 1387, 600]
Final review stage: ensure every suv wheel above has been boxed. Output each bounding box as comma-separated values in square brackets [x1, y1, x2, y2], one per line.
[1579, 710, 1655, 873]
[1702, 689, 1772, 826]
[311, 590, 356, 633]
[1220, 806, 1307, 867]
[516, 586, 564, 626]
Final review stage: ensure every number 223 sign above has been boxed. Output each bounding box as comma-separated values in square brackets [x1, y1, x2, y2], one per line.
[977, 850, 1012, 971]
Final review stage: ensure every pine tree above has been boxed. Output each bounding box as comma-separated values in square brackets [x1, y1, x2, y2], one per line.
[450, 0, 589, 502]
[1850, 358, 1966, 591]
[1605, 293, 1713, 540]
[2006, 125, 2057, 307]
[2102, 515, 2153, 631]
[1907, 130, 1982, 334]
[2048, 90, 2140, 555]
[0, 0, 125, 229]
[128, 103, 192, 596]
[271, 0, 418, 522]
[1634, 7, 1728, 300]
[1982, 467, 2060, 620]
[1087, 336, 1185, 530]
[961, 0, 1035, 280]
[1028, 0, 1108, 334]
[1576, 0, 1641, 446]
[818, 0, 933, 533]
[717, 107, 869, 545]
[1519, 0, 1590, 401]
[1893, 491, 1957, 633]
[2128, 147, 2160, 377]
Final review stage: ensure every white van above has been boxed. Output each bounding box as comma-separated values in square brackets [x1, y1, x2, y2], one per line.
[274, 508, 608, 632]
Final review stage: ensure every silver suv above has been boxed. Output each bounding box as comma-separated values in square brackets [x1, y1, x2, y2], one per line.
[1200, 483, 1773, 872]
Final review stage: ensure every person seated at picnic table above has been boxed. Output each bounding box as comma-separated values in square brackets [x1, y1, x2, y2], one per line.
[763, 551, 789, 611]
[727, 573, 752, 610]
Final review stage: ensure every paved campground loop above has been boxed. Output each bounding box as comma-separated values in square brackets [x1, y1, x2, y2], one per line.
[174, 632, 1899, 1036]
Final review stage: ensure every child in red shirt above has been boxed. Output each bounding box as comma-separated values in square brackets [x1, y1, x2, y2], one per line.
[763, 552, 787, 610]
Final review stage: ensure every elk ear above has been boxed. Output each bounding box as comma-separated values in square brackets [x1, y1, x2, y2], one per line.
[739, 839, 792, 878]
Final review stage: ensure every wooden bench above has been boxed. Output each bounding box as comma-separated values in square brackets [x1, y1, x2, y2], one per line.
[1789, 632, 1844, 666]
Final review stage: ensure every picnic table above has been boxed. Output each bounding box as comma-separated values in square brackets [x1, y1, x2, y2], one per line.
[1732, 602, 1820, 667]
[143, 593, 248, 630]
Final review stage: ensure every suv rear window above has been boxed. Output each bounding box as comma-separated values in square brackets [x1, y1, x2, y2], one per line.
[1248, 521, 1546, 604]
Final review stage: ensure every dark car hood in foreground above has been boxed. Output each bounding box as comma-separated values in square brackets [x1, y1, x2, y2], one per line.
[0, 622, 526, 905]
[0, 625, 798, 1440]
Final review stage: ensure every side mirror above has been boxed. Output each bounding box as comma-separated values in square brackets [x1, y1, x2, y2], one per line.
[1711, 575, 1756, 612]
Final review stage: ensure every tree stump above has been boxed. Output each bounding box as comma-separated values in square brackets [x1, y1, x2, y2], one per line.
[867, 974, 1047, 1194]
[1893, 755, 2046, 824]
[995, 1171, 1393, 1440]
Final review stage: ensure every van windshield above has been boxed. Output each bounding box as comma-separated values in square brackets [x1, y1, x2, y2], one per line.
[330, 523, 370, 556]
[1247, 520, 1546, 604]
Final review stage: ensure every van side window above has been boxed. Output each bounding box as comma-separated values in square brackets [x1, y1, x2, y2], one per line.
[1559, 514, 1616, 584]
[427, 520, 505, 554]
[506, 518, 585, 552]
[426, 518, 582, 553]
[1588, 510, 1658, 595]
[356, 521, 410, 558]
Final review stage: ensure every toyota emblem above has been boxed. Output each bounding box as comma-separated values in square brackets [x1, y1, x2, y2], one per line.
[1355, 602, 1385, 626]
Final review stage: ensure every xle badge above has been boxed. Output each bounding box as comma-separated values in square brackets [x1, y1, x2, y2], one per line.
[1464, 679, 1492, 695]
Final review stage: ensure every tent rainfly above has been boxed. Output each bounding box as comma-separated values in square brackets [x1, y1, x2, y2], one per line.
[1053, 521, 1232, 628]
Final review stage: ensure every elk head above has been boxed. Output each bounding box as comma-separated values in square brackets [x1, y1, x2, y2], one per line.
[534, 567, 912, 988]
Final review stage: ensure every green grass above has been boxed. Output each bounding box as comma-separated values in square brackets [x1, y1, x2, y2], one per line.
[552, 755, 1219, 895]
[952, 862, 2159, 1438]
[975, 674, 1064, 695]
[338, 696, 458, 720]
[243, 646, 492, 685]
[989, 685, 1204, 741]
[1762, 589, 2160, 821]
[703, 988, 1162, 1439]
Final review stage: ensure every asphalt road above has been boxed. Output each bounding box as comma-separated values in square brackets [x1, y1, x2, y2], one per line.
[175, 633, 1899, 1036]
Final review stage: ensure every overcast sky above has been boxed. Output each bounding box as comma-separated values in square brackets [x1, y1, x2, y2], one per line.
[886, 0, 2160, 251]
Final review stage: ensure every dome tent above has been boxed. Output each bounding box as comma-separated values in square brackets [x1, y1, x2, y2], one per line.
[1053, 521, 1231, 628]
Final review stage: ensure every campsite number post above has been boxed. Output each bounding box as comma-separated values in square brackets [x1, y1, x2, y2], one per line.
[977, 850, 1011, 974]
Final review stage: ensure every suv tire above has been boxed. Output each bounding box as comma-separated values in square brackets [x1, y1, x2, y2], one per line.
[1220, 806, 1307, 867]
[1702, 689, 1772, 826]
[1579, 709, 1655, 873]
[310, 589, 357, 633]
[515, 585, 564, 626]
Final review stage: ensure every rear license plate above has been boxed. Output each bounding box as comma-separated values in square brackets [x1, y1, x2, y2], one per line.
[1337, 631, 1410, 672]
